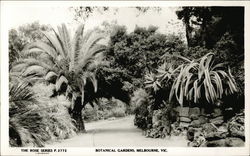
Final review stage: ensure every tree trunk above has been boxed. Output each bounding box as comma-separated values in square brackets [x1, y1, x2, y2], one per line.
[71, 96, 86, 133]
[185, 23, 192, 47]
[72, 110, 86, 133]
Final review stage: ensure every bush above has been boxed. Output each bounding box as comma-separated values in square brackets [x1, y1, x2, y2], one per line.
[9, 82, 76, 147]
[82, 97, 127, 122]
[82, 104, 99, 121]
[133, 89, 153, 130]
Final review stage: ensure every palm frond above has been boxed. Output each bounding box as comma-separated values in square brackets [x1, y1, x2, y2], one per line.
[42, 31, 65, 58]
[51, 28, 67, 57]
[9, 81, 37, 110]
[24, 41, 57, 59]
[12, 58, 53, 72]
[45, 71, 58, 83]
[80, 33, 105, 57]
[55, 75, 68, 92]
[71, 24, 84, 70]
[57, 24, 72, 58]
[75, 36, 106, 73]
[21, 65, 47, 77]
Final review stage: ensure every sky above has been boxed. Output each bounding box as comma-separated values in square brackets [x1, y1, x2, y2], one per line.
[5, 6, 185, 36]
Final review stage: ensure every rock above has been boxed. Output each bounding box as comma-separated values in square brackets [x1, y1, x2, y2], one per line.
[187, 141, 195, 147]
[190, 114, 199, 120]
[200, 108, 207, 116]
[210, 116, 224, 126]
[187, 128, 195, 141]
[179, 122, 190, 128]
[171, 126, 182, 136]
[228, 118, 245, 140]
[225, 137, 244, 147]
[174, 106, 181, 114]
[189, 107, 200, 117]
[188, 141, 201, 147]
[218, 124, 228, 133]
[180, 117, 191, 123]
[200, 142, 207, 147]
[202, 123, 218, 134]
[188, 134, 206, 147]
[205, 131, 228, 141]
[211, 116, 224, 121]
[228, 123, 245, 140]
[212, 108, 222, 118]
[187, 127, 202, 142]
[189, 107, 201, 116]
[199, 116, 208, 124]
[179, 107, 190, 117]
[206, 139, 227, 147]
[230, 131, 245, 140]
[211, 120, 224, 126]
[235, 116, 244, 125]
[190, 120, 201, 128]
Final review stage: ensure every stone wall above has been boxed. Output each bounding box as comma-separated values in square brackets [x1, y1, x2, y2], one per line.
[174, 107, 245, 147]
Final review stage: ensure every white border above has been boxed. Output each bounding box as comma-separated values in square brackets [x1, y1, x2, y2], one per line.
[1, 1, 250, 156]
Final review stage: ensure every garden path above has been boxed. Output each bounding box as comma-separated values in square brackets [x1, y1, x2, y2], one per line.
[46, 115, 188, 147]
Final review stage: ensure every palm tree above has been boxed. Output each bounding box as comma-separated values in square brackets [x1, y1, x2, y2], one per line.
[11, 24, 107, 132]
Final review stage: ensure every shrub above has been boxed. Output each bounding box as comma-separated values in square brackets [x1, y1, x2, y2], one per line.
[83, 104, 99, 121]
[9, 82, 76, 147]
[112, 107, 126, 117]
[133, 89, 153, 130]
[145, 104, 178, 138]
[82, 97, 127, 121]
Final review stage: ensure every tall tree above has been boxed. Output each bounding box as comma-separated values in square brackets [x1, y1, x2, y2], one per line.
[176, 7, 194, 47]
[70, 6, 110, 23]
[176, 7, 244, 51]
[11, 24, 107, 132]
[9, 22, 51, 69]
[107, 25, 185, 88]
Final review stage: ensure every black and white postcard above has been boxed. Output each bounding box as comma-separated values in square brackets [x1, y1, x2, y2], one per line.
[1, 1, 249, 156]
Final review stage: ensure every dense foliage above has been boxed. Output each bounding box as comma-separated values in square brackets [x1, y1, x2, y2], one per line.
[176, 7, 244, 97]
[83, 98, 127, 121]
[106, 25, 185, 88]
[131, 7, 244, 141]
[9, 82, 76, 147]
[9, 22, 51, 68]
[176, 7, 244, 50]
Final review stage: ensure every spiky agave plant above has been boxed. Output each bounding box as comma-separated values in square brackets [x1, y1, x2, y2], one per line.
[144, 62, 177, 111]
[169, 53, 238, 106]
[145, 72, 161, 93]
[11, 24, 107, 132]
